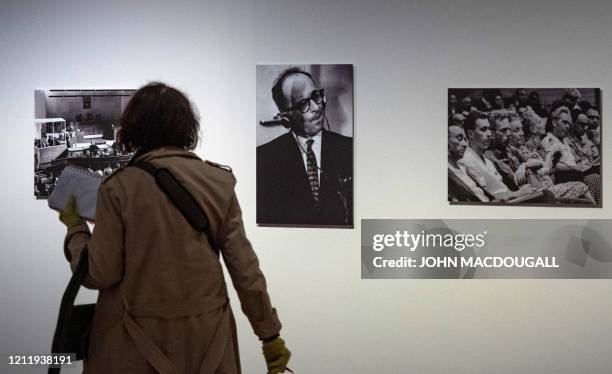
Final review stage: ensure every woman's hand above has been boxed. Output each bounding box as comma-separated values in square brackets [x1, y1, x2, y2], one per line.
[59, 195, 85, 229]
[262, 337, 292, 374]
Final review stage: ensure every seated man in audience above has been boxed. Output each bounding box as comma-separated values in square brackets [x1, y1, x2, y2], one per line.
[457, 96, 476, 117]
[542, 105, 601, 204]
[449, 93, 458, 115]
[562, 88, 582, 111]
[512, 89, 531, 113]
[566, 110, 599, 171]
[586, 106, 601, 150]
[474, 89, 502, 112]
[460, 112, 535, 201]
[448, 113, 465, 127]
[528, 91, 548, 118]
[448, 124, 489, 202]
[485, 110, 543, 190]
[590, 124, 601, 150]
[541, 106, 583, 175]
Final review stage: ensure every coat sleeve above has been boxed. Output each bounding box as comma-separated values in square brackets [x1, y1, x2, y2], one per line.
[219, 191, 282, 339]
[64, 180, 126, 289]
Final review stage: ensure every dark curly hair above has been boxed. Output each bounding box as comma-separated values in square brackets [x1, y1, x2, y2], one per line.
[117, 82, 199, 152]
[463, 111, 488, 132]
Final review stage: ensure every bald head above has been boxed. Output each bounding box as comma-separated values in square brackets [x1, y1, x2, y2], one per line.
[448, 125, 469, 161]
[279, 74, 316, 111]
[272, 69, 316, 111]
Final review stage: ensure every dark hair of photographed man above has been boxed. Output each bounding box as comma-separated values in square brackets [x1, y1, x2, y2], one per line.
[482, 89, 503, 110]
[117, 82, 200, 152]
[271, 67, 315, 110]
[463, 111, 488, 132]
[577, 100, 592, 112]
[513, 88, 529, 107]
[448, 113, 465, 128]
[528, 91, 548, 117]
[549, 100, 566, 113]
[571, 108, 586, 123]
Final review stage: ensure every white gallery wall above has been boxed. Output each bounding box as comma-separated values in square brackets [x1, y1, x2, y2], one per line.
[1, 0, 611, 373]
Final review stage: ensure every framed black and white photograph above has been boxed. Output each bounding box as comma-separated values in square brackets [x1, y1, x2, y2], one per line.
[34, 89, 135, 198]
[448, 88, 602, 207]
[256, 64, 354, 227]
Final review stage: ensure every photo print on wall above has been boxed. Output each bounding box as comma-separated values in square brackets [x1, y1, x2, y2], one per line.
[34, 89, 135, 198]
[256, 64, 354, 227]
[448, 88, 602, 207]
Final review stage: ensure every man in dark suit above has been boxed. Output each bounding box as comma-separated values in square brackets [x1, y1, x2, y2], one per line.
[257, 68, 353, 226]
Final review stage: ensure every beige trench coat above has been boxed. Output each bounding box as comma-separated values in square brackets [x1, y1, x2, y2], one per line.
[64, 147, 281, 374]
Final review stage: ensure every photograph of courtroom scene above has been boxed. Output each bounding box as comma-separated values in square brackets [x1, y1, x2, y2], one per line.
[448, 88, 602, 207]
[34, 89, 135, 198]
[256, 64, 354, 227]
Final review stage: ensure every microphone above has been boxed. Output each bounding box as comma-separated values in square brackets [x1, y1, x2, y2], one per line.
[259, 113, 290, 127]
[259, 119, 285, 126]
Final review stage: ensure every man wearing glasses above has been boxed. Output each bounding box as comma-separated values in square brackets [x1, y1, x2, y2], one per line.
[586, 106, 601, 149]
[257, 67, 353, 226]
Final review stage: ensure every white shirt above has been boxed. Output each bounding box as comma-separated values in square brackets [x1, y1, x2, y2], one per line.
[448, 163, 489, 202]
[460, 147, 509, 198]
[292, 131, 322, 180]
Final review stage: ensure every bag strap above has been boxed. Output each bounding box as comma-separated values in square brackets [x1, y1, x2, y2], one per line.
[63, 247, 89, 303]
[131, 161, 218, 256]
[49, 247, 90, 373]
[52, 247, 89, 329]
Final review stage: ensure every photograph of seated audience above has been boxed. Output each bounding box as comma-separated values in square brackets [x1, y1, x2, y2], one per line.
[448, 88, 601, 206]
[34, 89, 135, 198]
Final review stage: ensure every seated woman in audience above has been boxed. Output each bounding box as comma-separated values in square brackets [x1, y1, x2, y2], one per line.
[513, 110, 593, 203]
[521, 109, 547, 158]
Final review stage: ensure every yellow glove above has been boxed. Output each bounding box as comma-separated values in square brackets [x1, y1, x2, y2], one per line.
[262, 337, 291, 374]
[59, 195, 85, 229]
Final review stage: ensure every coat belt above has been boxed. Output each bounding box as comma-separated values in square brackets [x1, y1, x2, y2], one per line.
[126, 295, 228, 319]
[122, 295, 231, 374]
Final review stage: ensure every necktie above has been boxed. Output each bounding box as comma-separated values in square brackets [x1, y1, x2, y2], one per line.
[306, 139, 320, 208]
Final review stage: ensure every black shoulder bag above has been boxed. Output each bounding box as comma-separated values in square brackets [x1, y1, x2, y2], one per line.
[49, 161, 216, 373]
[48, 248, 94, 374]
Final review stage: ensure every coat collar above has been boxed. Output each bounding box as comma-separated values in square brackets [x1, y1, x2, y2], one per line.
[128, 146, 202, 165]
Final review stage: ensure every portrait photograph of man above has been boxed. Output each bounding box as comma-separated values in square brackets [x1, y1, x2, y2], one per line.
[256, 64, 354, 227]
[448, 88, 602, 207]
